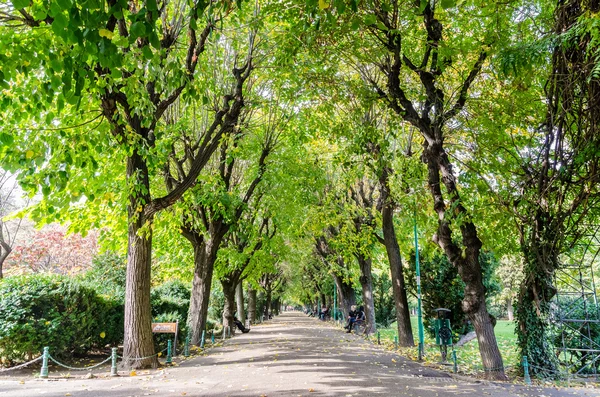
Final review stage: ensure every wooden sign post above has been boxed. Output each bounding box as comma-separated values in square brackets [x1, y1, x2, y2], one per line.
[152, 321, 179, 356]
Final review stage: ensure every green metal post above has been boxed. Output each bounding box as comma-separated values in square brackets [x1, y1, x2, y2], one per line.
[333, 283, 337, 321]
[110, 347, 118, 377]
[394, 335, 398, 349]
[377, 331, 381, 345]
[200, 330, 206, 349]
[166, 340, 173, 365]
[184, 335, 190, 357]
[452, 350, 458, 373]
[40, 346, 49, 379]
[414, 206, 425, 361]
[523, 356, 531, 385]
[211, 330, 215, 344]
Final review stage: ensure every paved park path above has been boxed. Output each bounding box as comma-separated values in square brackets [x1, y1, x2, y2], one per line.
[1, 312, 599, 397]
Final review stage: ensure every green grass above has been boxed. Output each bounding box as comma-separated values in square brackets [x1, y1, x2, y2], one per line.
[377, 318, 519, 377]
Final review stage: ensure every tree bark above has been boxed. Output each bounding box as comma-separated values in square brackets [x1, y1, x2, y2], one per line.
[424, 141, 505, 379]
[264, 289, 272, 320]
[332, 272, 355, 319]
[122, 154, 158, 368]
[248, 288, 257, 324]
[507, 299, 514, 322]
[356, 253, 376, 334]
[186, 236, 221, 345]
[221, 277, 237, 335]
[236, 281, 246, 324]
[380, 169, 414, 347]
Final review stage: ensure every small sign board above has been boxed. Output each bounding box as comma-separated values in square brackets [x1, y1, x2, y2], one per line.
[151, 321, 179, 356]
[152, 322, 178, 333]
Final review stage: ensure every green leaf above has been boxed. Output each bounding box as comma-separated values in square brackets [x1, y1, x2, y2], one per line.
[56, 0, 72, 10]
[363, 15, 377, 26]
[12, 0, 29, 9]
[130, 21, 146, 39]
[52, 12, 68, 30]
[146, 0, 157, 11]
[440, 0, 456, 9]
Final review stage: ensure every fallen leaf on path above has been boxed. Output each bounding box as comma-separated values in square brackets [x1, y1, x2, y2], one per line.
[130, 370, 137, 376]
[308, 388, 315, 392]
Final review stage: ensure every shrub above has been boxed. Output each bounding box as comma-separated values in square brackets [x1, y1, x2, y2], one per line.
[151, 280, 190, 350]
[0, 275, 122, 363]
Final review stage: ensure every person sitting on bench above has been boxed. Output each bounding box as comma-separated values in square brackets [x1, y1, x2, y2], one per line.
[233, 316, 250, 333]
[319, 305, 329, 320]
[345, 305, 357, 332]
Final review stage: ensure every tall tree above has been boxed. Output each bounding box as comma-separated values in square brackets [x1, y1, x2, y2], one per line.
[2, 0, 254, 367]
[354, 0, 505, 377]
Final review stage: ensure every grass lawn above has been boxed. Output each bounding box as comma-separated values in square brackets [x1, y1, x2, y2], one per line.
[377, 318, 519, 376]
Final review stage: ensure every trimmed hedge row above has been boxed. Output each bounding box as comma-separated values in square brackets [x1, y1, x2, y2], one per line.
[0, 275, 190, 364]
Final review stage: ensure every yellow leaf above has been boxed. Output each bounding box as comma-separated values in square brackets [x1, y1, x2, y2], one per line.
[130, 370, 137, 376]
[309, 388, 315, 392]
[99, 29, 114, 39]
[100, 332, 106, 339]
[318, 0, 329, 9]
[25, 150, 34, 159]
[391, 358, 397, 363]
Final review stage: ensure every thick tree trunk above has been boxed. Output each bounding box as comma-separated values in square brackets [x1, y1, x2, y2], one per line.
[264, 289, 272, 320]
[380, 171, 414, 346]
[187, 237, 220, 345]
[320, 292, 326, 309]
[424, 141, 505, 379]
[248, 288, 257, 324]
[236, 281, 246, 324]
[123, 154, 158, 368]
[356, 253, 376, 334]
[516, 239, 559, 373]
[332, 272, 356, 319]
[221, 278, 236, 336]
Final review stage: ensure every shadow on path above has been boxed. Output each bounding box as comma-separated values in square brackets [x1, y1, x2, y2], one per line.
[1, 312, 599, 397]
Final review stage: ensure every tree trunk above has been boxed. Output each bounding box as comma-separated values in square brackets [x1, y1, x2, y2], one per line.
[221, 278, 236, 335]
[424, 141, 505, 379]
[248, 288, 257, 324]
[507, 299, 514, 321]
[332, 272, 355, 319]
[380, 170, 414, 347]
[236, 281, 246, 324]
[122, 154, 158, 369]
[356, 253, 376, 334]
[187, 237, 220, 345]
[320, 292, 326, 310]
[272, 298, 280, 315]
[0, 247, 9, 279]
[264, 289, 272, 320]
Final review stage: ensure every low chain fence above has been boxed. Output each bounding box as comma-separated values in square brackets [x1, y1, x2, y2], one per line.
[0, 330, 227, 378]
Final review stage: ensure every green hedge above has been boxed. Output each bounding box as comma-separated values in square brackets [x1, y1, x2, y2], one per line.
[0, 274, 193, 363]
[0, 275, 123, 363]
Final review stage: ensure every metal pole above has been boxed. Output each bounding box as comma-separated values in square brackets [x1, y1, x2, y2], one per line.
[184, 335, 190, 357]
[200, 330, 206, 349]
[211, 330, 215, 344]
[452, 350, 458, 373]
[333, 283, 337, 321]
[523, 356, 531, 385]
[40, 347, 49, 379]
[394, 335, 398, 349]
[414, 205, 425, 361]
[377, 331, 381, 345]
[111, 347, 118, 377]
[166, 340, 173, 365]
